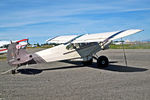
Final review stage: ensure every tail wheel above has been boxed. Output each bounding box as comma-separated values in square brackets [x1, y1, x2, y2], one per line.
[82, 59, 93, 66]
[11, 69, 17, 74]
[97, 56, 109, 68]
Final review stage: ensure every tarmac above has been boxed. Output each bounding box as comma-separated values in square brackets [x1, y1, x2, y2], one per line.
[0, 48, 150, 100]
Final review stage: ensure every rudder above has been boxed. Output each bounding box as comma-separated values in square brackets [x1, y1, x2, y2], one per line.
[7, 42, 32, 66]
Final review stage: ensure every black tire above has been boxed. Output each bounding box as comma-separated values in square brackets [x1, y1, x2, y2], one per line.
[97, 56, 109, 68]
[82, 59, 93, 66]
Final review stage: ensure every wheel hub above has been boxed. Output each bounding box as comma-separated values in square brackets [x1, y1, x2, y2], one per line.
[102, 60, 105, 64]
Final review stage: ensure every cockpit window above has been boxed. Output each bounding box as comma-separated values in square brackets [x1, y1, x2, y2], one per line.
[0, 44, 9, 48]
[66, 42, 97, 50]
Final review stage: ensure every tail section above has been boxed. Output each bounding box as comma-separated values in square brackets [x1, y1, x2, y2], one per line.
[7, 42, 33, 66]
[7, 42, 46, 67]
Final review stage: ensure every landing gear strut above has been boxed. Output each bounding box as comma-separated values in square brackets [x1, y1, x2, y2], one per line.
[97, 56, 109, 68]
[82, 55, 109, 68]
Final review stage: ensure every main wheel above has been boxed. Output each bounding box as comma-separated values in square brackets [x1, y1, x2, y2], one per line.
[97, 56, 109, 68]
[82, 59, 93, 66]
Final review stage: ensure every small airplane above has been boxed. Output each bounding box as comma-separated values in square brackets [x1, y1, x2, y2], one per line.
[4, 29, 143, 74]
[0, 39, 28, 55]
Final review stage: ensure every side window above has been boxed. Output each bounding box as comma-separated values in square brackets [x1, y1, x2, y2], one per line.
[3, 44, 9, 48]
[66, 43, 79, 50]
[66, 42, 97, 50]
[0, 44, 9, 48]
[66, 43, 74, 50]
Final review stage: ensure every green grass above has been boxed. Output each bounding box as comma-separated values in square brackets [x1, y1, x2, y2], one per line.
[27, 45, 54, 49]
[0, 56, 7, 60]
[110, 43, 150, 49]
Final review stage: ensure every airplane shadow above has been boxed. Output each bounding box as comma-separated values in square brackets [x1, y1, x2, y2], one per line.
[17, 65, 85, 75]
[17, 61, 148, 75]
[91, 63, 148, 72]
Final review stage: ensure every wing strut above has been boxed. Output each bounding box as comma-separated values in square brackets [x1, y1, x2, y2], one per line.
[121, 38, 128, 67]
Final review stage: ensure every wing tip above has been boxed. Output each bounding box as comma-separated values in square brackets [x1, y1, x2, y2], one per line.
[128, 29, 144, 32]
[140, 29, 144, 32]
[136, 29, 144, 33]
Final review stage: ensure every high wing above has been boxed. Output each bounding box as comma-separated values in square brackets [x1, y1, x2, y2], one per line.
[46, 35, 78, 44]
[46, 29, 143, 44]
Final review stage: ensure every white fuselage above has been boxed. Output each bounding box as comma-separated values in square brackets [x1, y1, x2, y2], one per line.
[35, 43, 101, 62]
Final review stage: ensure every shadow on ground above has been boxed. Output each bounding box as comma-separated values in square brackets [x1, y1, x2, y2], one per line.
[17, 61, 148, 75]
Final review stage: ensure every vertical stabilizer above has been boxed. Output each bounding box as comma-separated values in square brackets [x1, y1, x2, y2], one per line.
[7, 43, 32, 66]
[7, 42, 46, 67]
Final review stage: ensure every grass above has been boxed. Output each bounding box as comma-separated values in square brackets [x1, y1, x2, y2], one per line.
[27, 45, 54, 49]
[0, 56, 7, 60]
[110, 43, 150, 49]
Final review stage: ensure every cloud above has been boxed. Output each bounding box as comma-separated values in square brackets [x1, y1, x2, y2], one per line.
[0, 0, 150, 43]
[1, 6, 150, 28]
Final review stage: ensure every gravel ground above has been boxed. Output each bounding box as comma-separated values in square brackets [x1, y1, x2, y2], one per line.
[0, 49, 150, 100]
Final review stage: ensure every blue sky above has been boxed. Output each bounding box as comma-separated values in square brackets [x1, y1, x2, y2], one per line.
[0, 0, 150, 44]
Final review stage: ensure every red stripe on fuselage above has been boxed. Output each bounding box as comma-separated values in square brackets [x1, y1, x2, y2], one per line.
[0, 49, 7, 52]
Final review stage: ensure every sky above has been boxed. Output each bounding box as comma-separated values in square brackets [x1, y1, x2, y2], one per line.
[0, 0, 150, 44]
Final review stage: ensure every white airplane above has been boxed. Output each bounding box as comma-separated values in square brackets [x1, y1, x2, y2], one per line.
[0, 39, 28, 55]
[5, 29, 143, 74]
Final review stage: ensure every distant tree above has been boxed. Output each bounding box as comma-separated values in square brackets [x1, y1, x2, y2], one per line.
[37, 43, 40, 47]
